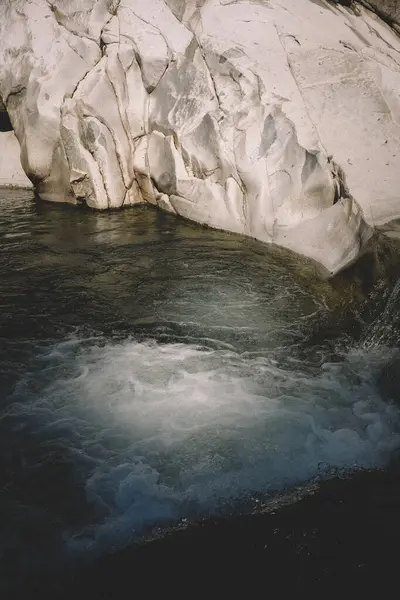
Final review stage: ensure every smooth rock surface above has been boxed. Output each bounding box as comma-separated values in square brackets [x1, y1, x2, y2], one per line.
[1, 0, 400, 274]
[0, 132, 33, 188]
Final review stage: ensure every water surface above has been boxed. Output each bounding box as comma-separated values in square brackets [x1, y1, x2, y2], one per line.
[0, 189, 399, 587]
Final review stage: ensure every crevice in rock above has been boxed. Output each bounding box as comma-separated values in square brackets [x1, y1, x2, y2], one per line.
[118, 25, 171, 93]
[70, 173, 88, 185]
[4, 85, 26, 104]
[47, 1, 98, 44]
[110, 0, 122, 17]
[196, 43, 224, 112]
[273, 22, 362, 213]
[0, 105, 13, 132]
[149, 175, 163, 195]
[329, 157, 352, 205]
[62, 35, 95, 65]
[58, 61, 107, 205]
[345, 22, 372, 46]
[67, 57, 103, 103]
[118, 33, 146, 83]
[122, 6, 173, 62]
[272, 21, 372, 244]
[148, 59, 174, 94]
[80, 116, 111, 209]
[274, 24, 329, 157]
[100, 7, 121, 49]
[158, 7, 248, 203]
[359, 1, 400, 32]
[363, 20, 400, 55]
[184, 36, 249, 200]
[118, 35, 150, 92]
[76, 195, 89, 208]
[85, 113, 126, 203]
[163, 0, 183, 22]
[105, 57, 136, 185]
[58, 135, 79, 202]
[331, 0, 354, 7]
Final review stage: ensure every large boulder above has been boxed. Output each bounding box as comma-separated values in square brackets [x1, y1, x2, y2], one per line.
[0, 0, 400, 275]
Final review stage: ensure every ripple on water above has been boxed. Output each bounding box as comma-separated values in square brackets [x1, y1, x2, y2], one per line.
[0, 189, 399, 579]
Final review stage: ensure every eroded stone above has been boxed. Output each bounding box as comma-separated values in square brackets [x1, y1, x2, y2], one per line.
[1, 0, 400, 276]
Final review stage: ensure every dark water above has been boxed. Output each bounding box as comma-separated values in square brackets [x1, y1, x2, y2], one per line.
[1, 190, 399, 592]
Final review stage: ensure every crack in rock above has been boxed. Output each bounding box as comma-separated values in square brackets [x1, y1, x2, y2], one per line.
[3, 0, 400, 277]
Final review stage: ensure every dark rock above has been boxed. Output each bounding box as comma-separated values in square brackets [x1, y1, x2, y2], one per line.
[24, 465, 400, 598]
[0, 109, 12, 133]
[332, 0, 353, 6]
[364, 1, 400, 28]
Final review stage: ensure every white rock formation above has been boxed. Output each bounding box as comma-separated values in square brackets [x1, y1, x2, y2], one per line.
[1, 0, 400, 275]
[0, 131, 33, 188]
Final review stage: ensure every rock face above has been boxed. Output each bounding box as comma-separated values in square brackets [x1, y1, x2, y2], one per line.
[0, 132, 33, 188]
[366, 1, 400, 27]
[0, 0, 400, 275]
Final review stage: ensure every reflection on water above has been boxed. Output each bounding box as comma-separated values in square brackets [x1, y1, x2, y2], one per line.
[0, 190, 399, 590]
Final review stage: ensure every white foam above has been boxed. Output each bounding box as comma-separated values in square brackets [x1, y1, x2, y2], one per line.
[8, 337, 400, 556]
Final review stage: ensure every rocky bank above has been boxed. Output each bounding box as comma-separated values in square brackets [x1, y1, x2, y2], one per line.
[1, 0, 400, 275]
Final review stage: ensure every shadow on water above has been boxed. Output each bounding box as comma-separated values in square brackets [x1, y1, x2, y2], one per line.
[1, 189, 400, 596]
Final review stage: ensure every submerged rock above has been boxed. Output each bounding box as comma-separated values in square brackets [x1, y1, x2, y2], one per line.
[1, 0, 400, 275]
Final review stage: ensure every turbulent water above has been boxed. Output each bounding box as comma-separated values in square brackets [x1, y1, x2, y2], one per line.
[1, 190, 399, 588]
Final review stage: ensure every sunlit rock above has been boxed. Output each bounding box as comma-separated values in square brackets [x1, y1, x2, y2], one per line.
[1, 0, 400, 275]
[0, 131, 33, 188]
